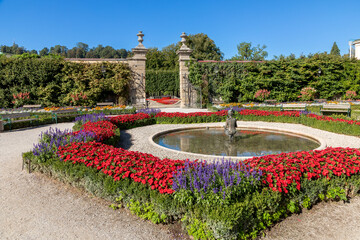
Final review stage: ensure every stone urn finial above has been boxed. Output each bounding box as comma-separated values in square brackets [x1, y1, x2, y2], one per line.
[180, 32, 187, 45]
[137, 31, 144, 44]
[180, 32, 191, 50]
[135, 31, 146, 49]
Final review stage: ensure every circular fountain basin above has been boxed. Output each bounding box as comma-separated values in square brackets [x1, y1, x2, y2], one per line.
[152, 127, 325, 159]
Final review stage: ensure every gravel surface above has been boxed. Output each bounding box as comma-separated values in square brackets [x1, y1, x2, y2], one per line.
[0, 124, 172, 240]
[1, 117, 360, 240]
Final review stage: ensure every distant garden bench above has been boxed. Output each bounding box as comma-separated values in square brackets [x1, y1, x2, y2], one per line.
[22, 104, 42, 110]
[281, 103, 307, 112]
[96, 102, 114, 107]
[51, 109, 81, 124]
[320, 104, 351, 117]
[0, 112, 39, 130]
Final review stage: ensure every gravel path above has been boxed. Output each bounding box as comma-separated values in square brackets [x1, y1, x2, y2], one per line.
[1, 119, 360, 240]
[0, 124, 172, 240]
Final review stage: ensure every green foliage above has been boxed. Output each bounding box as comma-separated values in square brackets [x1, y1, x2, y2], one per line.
[145, 69, 179, 96]
[1, 42, 130, 59]
[184, 33, 224, 61]
[330, 42, 341, 56]
[231, 42, 268, 61]
[156, 114, 226, 125]
[0, 58, 132, 108]
[181, 214, 215, 240]
[188, 54, 360, 104]
[326, 187, 347, 201]
[1, 109, 135, 131]
[127, 199, 168, 224]
[146, 45, 178, 70]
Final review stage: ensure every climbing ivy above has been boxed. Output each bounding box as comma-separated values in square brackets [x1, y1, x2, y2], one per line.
[188, 54, 360, 104]
[0, 57, 132, 107]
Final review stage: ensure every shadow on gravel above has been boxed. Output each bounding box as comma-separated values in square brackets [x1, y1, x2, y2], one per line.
[1, 123, 72, 133]
[118, 130, 133, 149]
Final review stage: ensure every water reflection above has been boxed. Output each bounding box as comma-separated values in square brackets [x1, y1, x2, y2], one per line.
[154, 128, 319, 157]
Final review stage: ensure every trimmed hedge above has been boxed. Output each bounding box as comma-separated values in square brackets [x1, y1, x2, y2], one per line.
[1, 108, 136, 131]
[145, 69, 179, 96]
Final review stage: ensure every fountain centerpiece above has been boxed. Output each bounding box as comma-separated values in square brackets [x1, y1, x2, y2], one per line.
[224, 107, 237, 140]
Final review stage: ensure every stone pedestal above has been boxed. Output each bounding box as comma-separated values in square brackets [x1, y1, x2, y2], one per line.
[128, 31, 148, 107]
[177, 32, 194, 108]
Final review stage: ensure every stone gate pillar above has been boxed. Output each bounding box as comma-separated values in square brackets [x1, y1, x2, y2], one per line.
[128, 31, 148, 107]
[177, 32, 193, 108]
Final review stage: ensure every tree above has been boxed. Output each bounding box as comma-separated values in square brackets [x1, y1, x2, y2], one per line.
[50, 45, 67, 56]
[117, 48, 128, 59]
[100, 46, 118, 58]
[330, 42, 340, 56]
[232, 42, 268, 61]
[146, 48, 166, 69]
[67, 42, 89, 58]
[161, 44, 178, 69]
[39, 47, 49, 56]
[183, 33, 223, 61]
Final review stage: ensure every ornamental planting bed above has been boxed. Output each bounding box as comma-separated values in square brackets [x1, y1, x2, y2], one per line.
[24, 110, 360, 240]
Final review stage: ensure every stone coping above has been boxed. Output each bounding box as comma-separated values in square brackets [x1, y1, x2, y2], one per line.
[148, 124, 326, 161]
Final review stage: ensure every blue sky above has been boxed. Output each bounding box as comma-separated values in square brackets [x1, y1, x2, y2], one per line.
[0, 0, 359, 59]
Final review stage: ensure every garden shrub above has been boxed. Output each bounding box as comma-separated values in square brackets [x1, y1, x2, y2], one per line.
[145, 69, 179, 96]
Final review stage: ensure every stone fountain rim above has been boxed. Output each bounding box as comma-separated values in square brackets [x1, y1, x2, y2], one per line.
[148, 124, 327, 161]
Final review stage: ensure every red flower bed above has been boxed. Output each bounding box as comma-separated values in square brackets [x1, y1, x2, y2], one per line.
[306, 113, 360, 126]
[108, 113, 151, 124]
[244, 147, 360, 193]
[238, 109, 301, 117]
[155, 110, 228, 118]
[73, 120, 117, 141]
[57, 141, 185, 194]
[149, 98, 180, 105]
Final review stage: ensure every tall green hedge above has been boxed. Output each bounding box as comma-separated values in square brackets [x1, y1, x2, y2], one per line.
[0, 57, 132, 108]
[188, 54, 360, 104]
[145, 69, 179, 96]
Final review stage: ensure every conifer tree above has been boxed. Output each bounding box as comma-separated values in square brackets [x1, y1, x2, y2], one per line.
[330, 42, 340, 56]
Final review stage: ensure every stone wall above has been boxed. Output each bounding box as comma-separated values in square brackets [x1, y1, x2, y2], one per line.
[66, 31, 148, 108]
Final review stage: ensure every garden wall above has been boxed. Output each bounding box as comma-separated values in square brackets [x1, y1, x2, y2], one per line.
[0, 57, 132, 108]
[188, 55, 360, 104]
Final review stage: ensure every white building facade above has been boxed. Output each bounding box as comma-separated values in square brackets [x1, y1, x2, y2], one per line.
[349, 39, 360, 59]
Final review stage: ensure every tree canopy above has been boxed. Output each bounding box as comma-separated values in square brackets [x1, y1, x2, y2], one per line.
[146, 33, 224, 70]
[183, 33, 223, 61]
[1, 42, 129, 59]
[231, 42, 268, 61]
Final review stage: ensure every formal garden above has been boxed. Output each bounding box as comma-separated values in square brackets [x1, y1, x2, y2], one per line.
[1, 50, 360, 239]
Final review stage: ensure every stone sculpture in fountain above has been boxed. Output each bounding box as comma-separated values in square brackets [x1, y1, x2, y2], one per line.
[224, 107, 237, 140]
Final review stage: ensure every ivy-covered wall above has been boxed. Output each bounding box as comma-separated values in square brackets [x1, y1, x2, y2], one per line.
[0, 57, 132, 108]
[188, 54, 360, 103]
